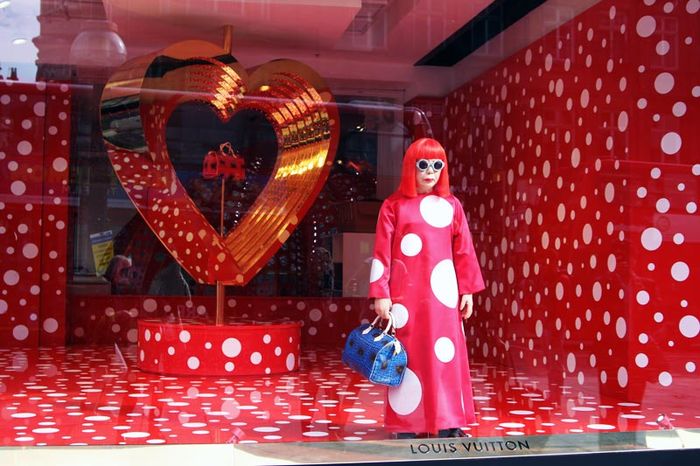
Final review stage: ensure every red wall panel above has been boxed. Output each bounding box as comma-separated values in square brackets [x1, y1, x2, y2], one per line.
[0, 80, 70, 346]
[39, 83, 71, 345]
[444, 0, 699, 400]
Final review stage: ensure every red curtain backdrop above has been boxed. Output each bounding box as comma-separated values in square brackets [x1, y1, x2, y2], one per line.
[444, 0, 699, 400]
[0, 81, 71, 346]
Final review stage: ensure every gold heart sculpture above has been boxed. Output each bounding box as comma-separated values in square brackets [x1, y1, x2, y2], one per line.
[100, 40, 338, 285]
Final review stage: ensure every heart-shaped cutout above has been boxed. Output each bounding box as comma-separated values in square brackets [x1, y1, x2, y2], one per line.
[165, 104, 278, 234]
[100, 40, 339, 285]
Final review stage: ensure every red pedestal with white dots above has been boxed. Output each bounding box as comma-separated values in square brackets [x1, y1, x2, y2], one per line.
[137, 319, 302, 376]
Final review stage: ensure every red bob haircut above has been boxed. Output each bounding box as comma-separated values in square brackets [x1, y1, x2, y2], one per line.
[397, 137, 451, 198]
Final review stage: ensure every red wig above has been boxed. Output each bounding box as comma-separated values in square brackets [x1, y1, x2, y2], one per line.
[397, 138, 451, 198]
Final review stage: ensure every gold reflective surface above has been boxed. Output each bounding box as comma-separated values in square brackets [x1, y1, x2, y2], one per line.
[100, 40, 339, 285]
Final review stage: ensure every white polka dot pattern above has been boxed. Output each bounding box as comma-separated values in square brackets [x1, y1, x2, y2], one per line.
[0, 81, 70, 345]
[0, 345, 696, 445]
[138, 320, 301, 376]
[442, 0, 698, 393]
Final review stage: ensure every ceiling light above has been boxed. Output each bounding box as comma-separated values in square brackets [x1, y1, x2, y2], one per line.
[0, 1, 11, 9]
[12, 38, 27, 45]
[69, 21, 127, 68]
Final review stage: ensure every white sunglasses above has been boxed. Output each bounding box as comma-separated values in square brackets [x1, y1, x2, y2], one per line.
[416, 159, 445, 172]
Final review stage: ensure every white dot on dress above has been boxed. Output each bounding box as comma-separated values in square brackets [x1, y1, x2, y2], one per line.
[419, 195, 454, 228]
[434, 337, 456, 363]
[430, 259, 459, 308]
[400, 233, 423, 256]
[369, 259, 385, 283]
[391, 303, 409, 329]
[388, 368, 422, 415]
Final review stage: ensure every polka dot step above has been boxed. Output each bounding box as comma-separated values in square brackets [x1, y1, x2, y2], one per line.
[137, 319, 301, 376]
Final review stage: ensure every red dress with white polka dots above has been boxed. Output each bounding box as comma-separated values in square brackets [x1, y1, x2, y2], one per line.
[368, 192, 485, 434]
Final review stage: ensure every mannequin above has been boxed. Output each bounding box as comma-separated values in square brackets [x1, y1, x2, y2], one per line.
[368, 137, 485, 438]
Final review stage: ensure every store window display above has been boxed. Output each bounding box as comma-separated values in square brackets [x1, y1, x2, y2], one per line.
[1, 0, 699, 461]
[369, 138, 485, 438]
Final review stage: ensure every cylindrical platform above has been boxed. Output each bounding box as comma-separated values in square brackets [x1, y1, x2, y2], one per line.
[137, 318, 302, 376]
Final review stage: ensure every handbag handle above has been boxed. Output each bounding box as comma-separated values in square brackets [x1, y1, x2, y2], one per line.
[219, 141, 234, 156]
[363, 314, 402, 355]
[364, 314, 394, 337]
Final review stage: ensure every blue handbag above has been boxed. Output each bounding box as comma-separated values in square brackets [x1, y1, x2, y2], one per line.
[342, 314, 407, 386]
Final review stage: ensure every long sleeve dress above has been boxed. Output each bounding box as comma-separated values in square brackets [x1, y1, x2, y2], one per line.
[368, 192, 485, 434]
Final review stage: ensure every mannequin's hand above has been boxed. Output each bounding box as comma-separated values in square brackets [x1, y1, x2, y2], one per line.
[374, 298, 392, 320]
[460, 294, 474, 320]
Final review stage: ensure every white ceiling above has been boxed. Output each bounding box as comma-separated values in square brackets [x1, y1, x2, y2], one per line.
[1, 0, 602, 99]
[100, 0, 496, 61]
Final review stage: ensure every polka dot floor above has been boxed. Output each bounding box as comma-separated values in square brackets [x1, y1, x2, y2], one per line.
[1, 345, 698, 447]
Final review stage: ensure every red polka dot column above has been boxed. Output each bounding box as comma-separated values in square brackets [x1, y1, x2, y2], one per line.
[1, 82, 48, 346]
[0, 80, 71, 347]
[39, 83, 71, 346]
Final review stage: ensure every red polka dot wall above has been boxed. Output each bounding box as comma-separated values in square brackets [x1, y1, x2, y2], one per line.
[0, 81, 71, 347]
[443, 0, 699, 401]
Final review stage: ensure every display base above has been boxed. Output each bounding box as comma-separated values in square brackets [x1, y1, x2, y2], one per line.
[137, 318, 302, 376]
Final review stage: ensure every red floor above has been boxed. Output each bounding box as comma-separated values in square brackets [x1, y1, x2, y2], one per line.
[0, 346, 697, 446]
